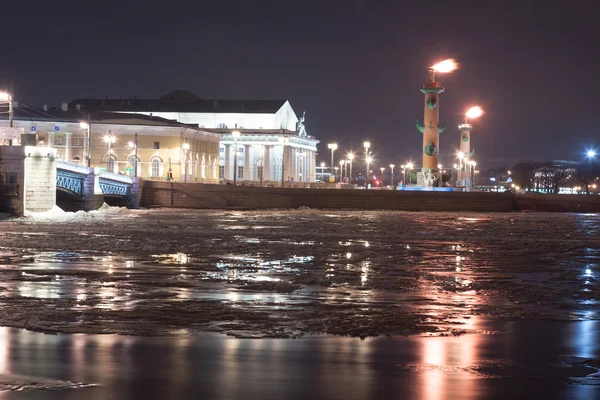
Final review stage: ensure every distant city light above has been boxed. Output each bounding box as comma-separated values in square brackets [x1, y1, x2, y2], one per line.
[587, 149, 597, 159]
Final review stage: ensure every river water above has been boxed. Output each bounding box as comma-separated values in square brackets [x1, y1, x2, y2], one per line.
[0, 207, 599, 397]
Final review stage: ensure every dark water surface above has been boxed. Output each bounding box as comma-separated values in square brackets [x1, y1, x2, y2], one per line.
[0, 209, 598, 337]
[0, 320, 599, 399]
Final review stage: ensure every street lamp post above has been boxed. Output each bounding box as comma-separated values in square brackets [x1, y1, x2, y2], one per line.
[320, 162, 326, 182]
[380, 167, 385, 185]
[128, 133, 139, 178]
[366, 156, 373, 188]
[80, 122, 91, 166]
[327, 143, 337, 183]
[182, 142, 190, 183]
[586, 149, 596, 195]
[232, 130, 240, 185]
[406, 162, 414, 185]
[347, 153, 354, 184]
[363, 141, 370, 186]
[339, 159, 345, 183]
[103, 132, 116, 172]
[390, 164, 395, 187]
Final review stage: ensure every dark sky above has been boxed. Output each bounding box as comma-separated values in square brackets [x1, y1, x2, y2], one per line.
[2, 0, 598, 168]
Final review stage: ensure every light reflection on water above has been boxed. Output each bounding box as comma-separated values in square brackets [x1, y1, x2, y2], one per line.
[0, 210, 598, 339]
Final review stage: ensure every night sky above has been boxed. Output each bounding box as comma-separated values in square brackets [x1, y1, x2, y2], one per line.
[2, 0, 598, 168]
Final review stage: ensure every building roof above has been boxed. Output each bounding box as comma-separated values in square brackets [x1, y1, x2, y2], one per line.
[68, 90, 289, 114]
[1, 107, 202, 129]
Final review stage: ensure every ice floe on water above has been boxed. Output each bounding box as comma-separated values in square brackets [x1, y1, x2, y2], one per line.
[0, 208, 598, 338]
[21, 203, 127, 222]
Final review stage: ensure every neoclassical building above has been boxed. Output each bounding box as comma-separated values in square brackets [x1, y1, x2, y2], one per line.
[69, 90, 319, 183]
[1, 110, 221, 182]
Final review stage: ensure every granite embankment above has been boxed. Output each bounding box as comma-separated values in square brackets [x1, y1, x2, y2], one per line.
[139, 181, 600, 213]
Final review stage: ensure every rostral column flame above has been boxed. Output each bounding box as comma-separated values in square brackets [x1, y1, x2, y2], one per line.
[459, 105, 483, 170]
[416, 59, 457, 178]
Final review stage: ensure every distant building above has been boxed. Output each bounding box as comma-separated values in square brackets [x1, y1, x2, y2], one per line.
[1, 110, 220, 182]
[69, 90, 319, 183]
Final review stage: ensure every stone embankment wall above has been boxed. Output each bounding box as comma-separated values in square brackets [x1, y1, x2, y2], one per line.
[140, 181, 526, 212]
[0, 146, 57, 214]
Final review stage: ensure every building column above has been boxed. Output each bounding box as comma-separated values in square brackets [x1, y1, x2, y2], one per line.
[224, 144, 231, 180]
[311, 151, 316, 182]
[244, 144, 251, 182]
[286, 147, 293, 182]
[48, 131, 54, 148]
[264, 145, 271, 182]
[65, 132, 72, 161]
[295, 149, 300, 182]
[306, 151, 312, 182]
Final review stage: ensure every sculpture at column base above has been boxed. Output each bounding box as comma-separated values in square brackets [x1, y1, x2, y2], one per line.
[416, 169, 440, 187]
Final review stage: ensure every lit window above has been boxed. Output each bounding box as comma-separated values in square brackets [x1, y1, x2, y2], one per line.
[219, 165, 225, 179]
[237, 166, 244, 179]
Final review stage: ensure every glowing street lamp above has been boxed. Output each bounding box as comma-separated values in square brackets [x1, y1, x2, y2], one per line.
[390, 164, 395, 187]
[128, 133, 138, 177]
[79, 122, 91, 166]
[364, 141, 371, 186]
[232, 130, 241, 185]
[347, 153, 355, 184]
[103, 133, 116, 172]
[380, 167, 385, 185]
[320, 162, 326, 182]
[586, 149, 597, 195]
[406, 162, 414, 186]
[366, 155, 373, 187]
[328, 143, 338, 183]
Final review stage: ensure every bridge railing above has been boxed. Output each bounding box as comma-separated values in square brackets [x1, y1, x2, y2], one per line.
[98, 171, 134, 185]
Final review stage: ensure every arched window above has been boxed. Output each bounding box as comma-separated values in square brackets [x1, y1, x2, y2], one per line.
[151, 159, 160, 177]
[72, 155, 81, 165]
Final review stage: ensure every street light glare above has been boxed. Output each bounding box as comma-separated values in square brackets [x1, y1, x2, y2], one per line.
[466, 106, 483, 119]
[406, 162, 414, 169]
[363, 141, 370, 149]
[0, 92, 10, 101]
[232, 130, 241, 139]
[587, 150, 597, 159]
[366, 156, 373, 163]
[79, 122, 89, 129]
[389, 164, 395, 168]
[431, 59, 458, 73]
[347, 152, 355, 160]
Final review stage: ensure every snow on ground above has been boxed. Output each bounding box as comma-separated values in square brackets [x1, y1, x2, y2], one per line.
[0, 208, 598, 337]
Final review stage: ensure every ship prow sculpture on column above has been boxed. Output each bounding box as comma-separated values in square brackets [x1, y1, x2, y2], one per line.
[415, 59, 458, 187]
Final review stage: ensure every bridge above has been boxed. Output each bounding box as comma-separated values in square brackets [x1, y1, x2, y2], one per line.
[1, 146, 140, 215]
[55, 160, 137, 210]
